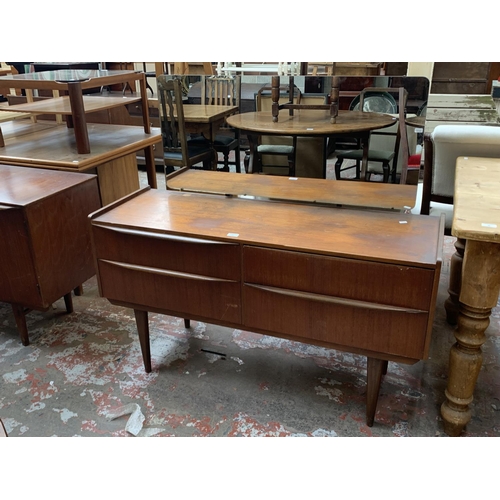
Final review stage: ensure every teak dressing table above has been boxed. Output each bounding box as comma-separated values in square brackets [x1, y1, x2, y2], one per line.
[90, 187, 444, 427]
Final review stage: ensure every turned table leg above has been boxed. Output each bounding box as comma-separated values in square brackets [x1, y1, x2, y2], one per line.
[445, 237, 465, 325]
[441, 239, 500, 436]
[134, 309, 152, 373]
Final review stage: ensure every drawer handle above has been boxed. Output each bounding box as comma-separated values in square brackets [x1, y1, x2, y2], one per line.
[98, 226, 238, 246]
[245, 284, 427, 314]
[101, 259, 239, 283]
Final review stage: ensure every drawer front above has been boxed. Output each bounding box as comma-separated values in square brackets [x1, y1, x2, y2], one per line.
[243, 246, 435, 311]
[98, 259, 241, 324]
[92, 225, 240, 281]
[242, 284, 429, 360]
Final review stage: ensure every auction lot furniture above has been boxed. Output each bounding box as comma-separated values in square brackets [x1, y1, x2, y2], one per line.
[90, 187, 443, 427]
[0, 120, 161, 206]
[165, 167, 417, 211]
[0, 70, 151, 152]
[0, 165, 100, 345]
[0, 69, 160, 192]
[441, 156, 500, 436]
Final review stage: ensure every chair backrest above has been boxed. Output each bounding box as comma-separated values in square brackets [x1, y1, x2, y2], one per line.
[422, 124, 500, 213]
[350, 91, 398, 113]
[157, 76, 189, 160]
[354, 87, 410, 183]
[201, 75, 241, 108]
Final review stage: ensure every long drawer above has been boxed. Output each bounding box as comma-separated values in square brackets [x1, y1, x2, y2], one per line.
[242, 246, 435, 360]
[243, 246, 435, 310]
[93, 226, 242, 324]
[92, 225, 240, 280]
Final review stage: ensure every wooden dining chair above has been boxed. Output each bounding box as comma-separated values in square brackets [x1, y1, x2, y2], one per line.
[335, 88, 410, 183]
[157, 76, 215, 175]
[250, 83, 301, 176]
[190, 75, 242, 172]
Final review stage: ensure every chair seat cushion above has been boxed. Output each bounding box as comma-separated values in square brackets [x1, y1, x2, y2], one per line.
[188, 135, 238, 148]
[257, 144, 294, 154]
[164, 145, 212, 161]
[213, 134, 238, 147]
[337, 149, 394, 162]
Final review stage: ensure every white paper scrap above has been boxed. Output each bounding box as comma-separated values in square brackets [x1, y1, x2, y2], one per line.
[106, 403, 145, 436]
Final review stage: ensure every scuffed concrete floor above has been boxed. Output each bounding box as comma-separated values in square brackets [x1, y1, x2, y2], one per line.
[1, 165, 499, 437]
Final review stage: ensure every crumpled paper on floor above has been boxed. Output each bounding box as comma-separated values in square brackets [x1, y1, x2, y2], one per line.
[106, 404, 165, 436]
[106, 403, 145, 436]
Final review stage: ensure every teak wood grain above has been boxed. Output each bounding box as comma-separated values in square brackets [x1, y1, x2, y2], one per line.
[0, 122, 161, 170]
[90, 188, 444, 427]
[0, 165, 101, 345]
[166, 168, 417, 211]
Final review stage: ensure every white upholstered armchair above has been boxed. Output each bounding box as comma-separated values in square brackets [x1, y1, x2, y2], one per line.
[414, 124, 500, 234]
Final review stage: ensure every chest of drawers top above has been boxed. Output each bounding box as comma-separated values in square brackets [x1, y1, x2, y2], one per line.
[91, 187, 443, 269]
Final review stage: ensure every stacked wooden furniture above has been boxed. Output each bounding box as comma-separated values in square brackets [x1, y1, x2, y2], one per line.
[89, 176, 443, 428]
[0, 165, 100, 346]
[0, 70, 162, 205]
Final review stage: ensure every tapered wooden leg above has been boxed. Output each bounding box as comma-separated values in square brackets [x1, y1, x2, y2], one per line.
[11, 304, 29, 346]
[382, 360, 388, 375]
[366, 357, 385, 427]
[184, 319, 190, 328]
[74, 285, 84, 296]
[67, 81, 90, 154]
[441, 240, 500, 436]
[134, 309, 152, 373]
[63, 292, 74, 314]
[143, 145, 157, 189]
[445, 238, 465, 325]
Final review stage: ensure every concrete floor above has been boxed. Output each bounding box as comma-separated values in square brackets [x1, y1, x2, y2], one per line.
[1, 162, 499, 438]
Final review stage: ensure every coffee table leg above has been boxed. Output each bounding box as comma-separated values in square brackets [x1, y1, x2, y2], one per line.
[441, 239, 500, 436]
[143, 145, 158, 189]
[67, 81, 90, 154]
[134, 309, 152, 373]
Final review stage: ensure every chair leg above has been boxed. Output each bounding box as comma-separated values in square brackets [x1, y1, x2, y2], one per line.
[334, 158, 343, 179]
[382, 162, 390, 183]
[223, 152, 230, 172]
[288, 153, 295, 177]
[235, 147, 241, 173]
[244, 150, 250, 174]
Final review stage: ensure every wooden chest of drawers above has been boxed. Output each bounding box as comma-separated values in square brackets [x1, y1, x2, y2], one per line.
[0, 165, 101, 345]
[90, 187, 444, 426]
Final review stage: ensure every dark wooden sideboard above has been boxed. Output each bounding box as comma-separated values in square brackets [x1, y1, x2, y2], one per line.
[90, 187, 444, 426]
[0, 165, 101, 345]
